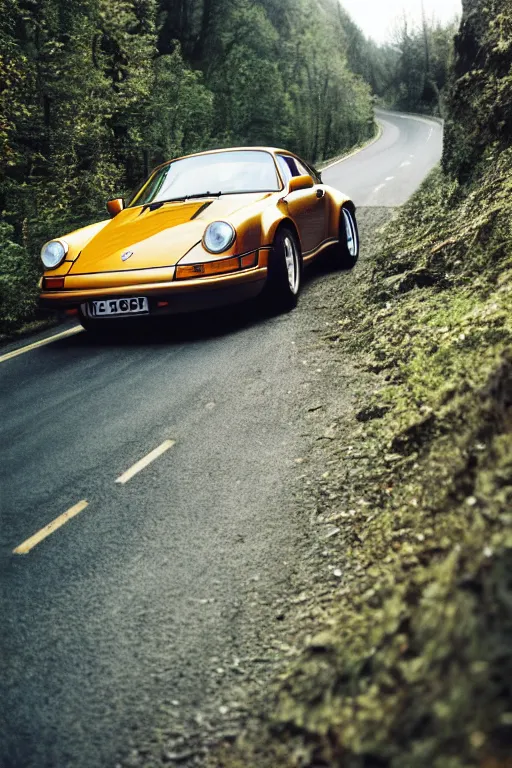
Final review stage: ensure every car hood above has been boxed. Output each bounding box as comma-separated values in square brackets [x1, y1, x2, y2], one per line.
[69, 193, 271, 273]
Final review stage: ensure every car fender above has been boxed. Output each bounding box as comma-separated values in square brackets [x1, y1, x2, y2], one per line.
[219, 197, 289, 254]
[260, 202, 293, 247]
[324, 187, 354, 239]
[260, 188, 353, 248]
[59, 219, 111, 262]
[41, 218, 112, 277]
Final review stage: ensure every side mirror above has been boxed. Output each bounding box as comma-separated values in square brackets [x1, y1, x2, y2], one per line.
[107, 198, 125, 218]
[288, 174, 315, 194]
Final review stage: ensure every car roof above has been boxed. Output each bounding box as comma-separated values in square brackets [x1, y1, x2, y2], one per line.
[152, 147, 299, 174]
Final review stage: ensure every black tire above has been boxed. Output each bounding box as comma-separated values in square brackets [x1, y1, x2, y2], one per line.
[78, 308, 101, 332]
[327, 205, 359, 270]
[262, 226, 302, 314]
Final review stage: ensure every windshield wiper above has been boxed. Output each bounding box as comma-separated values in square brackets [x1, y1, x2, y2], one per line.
[183, 191, 223, 200]
[143, 191, 223, 212]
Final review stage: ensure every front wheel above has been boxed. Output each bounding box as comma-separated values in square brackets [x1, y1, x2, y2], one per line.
[262, 227, 302, 314]
[327, 206, 359, 270]
[78, 308, 101, 333]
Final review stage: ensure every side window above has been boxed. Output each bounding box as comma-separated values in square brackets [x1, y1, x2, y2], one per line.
[302, 160, 321, 183]
[277, 154, 315, 185]
[294, 158, 310, 177]
[276, 154, 300, 184]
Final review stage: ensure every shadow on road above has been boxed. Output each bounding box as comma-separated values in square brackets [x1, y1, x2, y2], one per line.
[52, 301, 270, 350]
[41, 254, 344, 352]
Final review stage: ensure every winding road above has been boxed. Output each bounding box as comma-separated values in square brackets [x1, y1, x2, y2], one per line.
[0, 111, 443, 768]
[322, 109, 443, 206]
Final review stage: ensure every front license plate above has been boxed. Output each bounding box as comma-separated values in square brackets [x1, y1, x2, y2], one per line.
[90, 297, 149, 317]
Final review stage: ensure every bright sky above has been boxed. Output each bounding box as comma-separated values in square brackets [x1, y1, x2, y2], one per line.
[341, 0, 462, 43]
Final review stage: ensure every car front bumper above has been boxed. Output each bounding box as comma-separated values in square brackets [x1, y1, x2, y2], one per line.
[39, 252, 269, 316]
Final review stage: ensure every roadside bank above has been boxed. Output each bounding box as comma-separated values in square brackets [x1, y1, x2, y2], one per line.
[209, 156, 512, 767]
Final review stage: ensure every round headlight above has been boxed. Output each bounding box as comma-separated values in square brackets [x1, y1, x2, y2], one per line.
[203, 222, 236, 254]
[41, 239, 68, 269]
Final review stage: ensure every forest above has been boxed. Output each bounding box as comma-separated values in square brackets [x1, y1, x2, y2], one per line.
[0, 0, 456, 334]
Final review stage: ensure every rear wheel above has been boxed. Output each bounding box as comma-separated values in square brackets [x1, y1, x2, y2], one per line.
[327, 206, 359, 270]
[263, 226, 302, 314]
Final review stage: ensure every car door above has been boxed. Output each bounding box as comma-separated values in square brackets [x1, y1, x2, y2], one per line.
[276, 154, 327, 255]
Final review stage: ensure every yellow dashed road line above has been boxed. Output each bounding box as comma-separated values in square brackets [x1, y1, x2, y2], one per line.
[13, 500, 89, 555]
[115, 440, 176, 485]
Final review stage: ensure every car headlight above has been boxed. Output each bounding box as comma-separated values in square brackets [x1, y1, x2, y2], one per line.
[41, 239, 69, 269]
[203, 222, 236, 254]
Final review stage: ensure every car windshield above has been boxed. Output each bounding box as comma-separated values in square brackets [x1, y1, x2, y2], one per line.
[130, 150, 281, 207]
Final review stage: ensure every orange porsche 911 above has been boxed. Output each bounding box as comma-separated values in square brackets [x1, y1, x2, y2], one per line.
[39, 147, 359, 330]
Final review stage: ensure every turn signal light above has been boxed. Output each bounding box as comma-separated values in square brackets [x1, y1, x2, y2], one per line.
[240, 253, 258, 268]
[43, 277, 65, 290]
[175, 252, 258, 280]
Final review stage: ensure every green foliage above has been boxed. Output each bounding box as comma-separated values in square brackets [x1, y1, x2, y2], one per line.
[361, 17, 458, 115]
[443, 0, 512, 181]
[280, 0, 373, 160]
[146, 49, 214, 162]
[208, 2, 291, 147]
[0, 220, 39, 333]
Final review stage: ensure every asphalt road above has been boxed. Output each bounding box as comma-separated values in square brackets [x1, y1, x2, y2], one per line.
[322, 109, 443, 206]
[0, 111, 443, 768]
